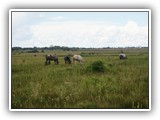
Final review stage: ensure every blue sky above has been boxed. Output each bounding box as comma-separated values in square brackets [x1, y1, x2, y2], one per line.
[12, 11, 149, 48]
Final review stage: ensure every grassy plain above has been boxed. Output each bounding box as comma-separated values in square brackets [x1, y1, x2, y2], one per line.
[11, 48, 149, 109]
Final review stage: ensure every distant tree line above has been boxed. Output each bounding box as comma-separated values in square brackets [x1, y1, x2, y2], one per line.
[12, 46, 148, 53]
[12, 46, 81, 52]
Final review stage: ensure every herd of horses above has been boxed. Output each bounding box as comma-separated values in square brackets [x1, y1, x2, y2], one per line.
[45, 54, 84, 65]
[45, 52, 127, 65]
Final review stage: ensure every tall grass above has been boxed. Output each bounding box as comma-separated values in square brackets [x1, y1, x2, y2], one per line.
[11, 48, 149, 109]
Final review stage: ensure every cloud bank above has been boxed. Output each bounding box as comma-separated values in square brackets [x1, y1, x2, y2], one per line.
[12, 14, 148, 48]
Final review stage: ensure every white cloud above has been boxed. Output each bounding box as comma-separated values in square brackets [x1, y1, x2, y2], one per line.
[12, 20, 148, 48]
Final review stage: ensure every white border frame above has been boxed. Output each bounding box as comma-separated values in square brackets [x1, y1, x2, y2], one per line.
[9, 9, 151, 111]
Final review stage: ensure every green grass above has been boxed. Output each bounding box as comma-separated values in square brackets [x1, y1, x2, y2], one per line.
[11, 48, 149, 109]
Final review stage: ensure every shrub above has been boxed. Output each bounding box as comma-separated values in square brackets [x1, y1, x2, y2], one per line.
[86, 60, 106, 73]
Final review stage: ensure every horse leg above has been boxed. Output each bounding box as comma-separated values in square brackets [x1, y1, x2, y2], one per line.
[69, 60, 71, 64]
[54, 59, 58, 64]
[45, 59, 49, 65]
[45, 59, 47, 65]
[54, 60, 56, 64]
[45, 61, 47, 65]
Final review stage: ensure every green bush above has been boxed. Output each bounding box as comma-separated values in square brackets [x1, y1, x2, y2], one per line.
[86, 60, 106, 73]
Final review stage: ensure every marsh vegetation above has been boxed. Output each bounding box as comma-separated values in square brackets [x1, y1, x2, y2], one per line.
[11, 48, 149, 109]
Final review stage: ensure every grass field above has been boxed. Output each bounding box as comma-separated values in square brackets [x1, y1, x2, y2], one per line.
[11, 48, 149, 109]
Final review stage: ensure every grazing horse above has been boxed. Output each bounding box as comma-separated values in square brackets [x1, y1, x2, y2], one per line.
[45, 54, 59, 65]
[73, 55, 84, 64]
[119, 53, 127, 60]
[64, 55, 71, 64]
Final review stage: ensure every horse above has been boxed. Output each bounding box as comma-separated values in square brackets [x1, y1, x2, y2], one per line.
[45, 54, 59, 65]
[73, 55, 84, 64]
[119, 53, 127, 60]
[64, 55, 71, 64]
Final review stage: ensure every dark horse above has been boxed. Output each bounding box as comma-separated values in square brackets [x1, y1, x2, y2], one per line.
[64, 55, 71, 64]
[45, 54, 59, 65]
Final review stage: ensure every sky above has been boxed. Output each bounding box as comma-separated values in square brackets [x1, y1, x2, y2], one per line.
[11, 10, 149, 48]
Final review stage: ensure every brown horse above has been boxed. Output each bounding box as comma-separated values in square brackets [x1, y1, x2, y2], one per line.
[45, 54, 59, 65]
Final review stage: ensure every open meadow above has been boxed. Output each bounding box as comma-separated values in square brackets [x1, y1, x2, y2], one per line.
[11, 48, 149, 109]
